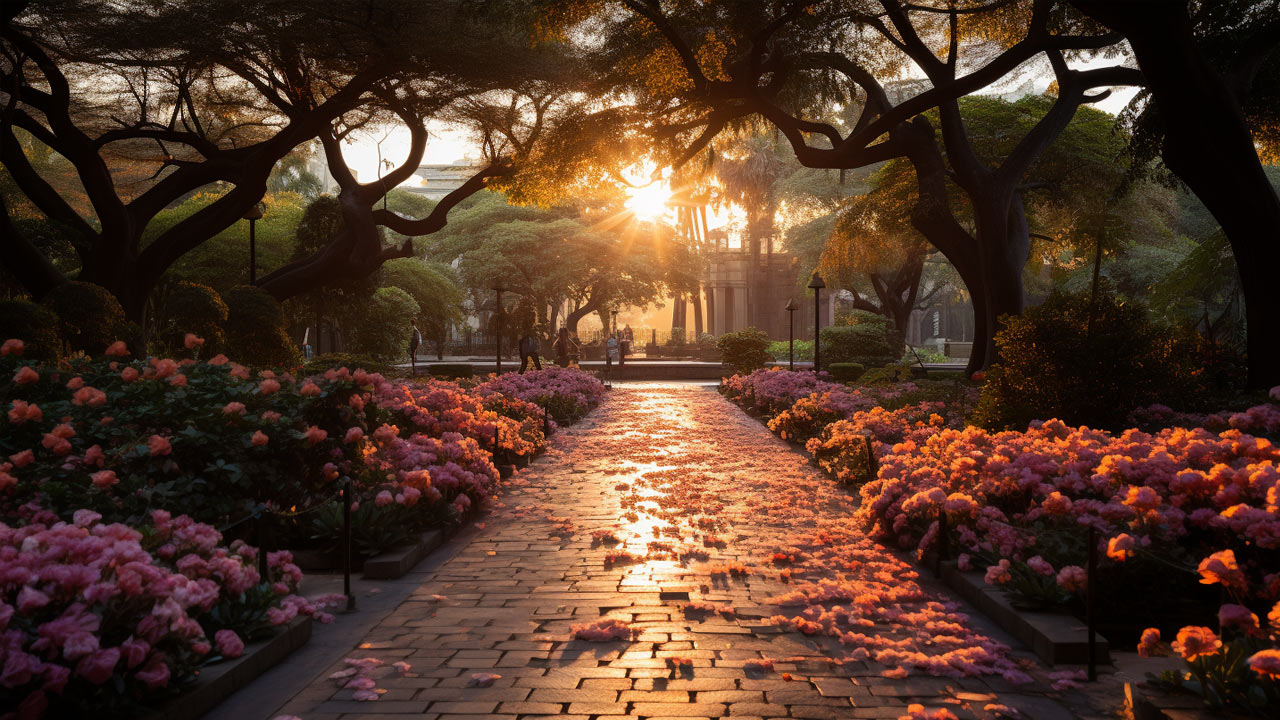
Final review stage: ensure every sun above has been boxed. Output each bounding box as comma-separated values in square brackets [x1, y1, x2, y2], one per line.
[624, 180, 672, 221]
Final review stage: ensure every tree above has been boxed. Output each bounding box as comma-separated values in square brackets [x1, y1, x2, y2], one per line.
[350, 286, 421, 362]
[428, 191, 699, 339]
[0, 1, 563, 322]
[1067, 0, 1280, 387]
[541, 0, 1140, 374]
[381, 257, 464, 359]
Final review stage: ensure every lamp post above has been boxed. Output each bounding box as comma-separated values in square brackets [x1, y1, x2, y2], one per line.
[784, 298, 797, 371]
[610, 309, 619, 337]
[492, 285, 505, 375]
[243, 202, 265, 284]
[808, 271, 825, 372]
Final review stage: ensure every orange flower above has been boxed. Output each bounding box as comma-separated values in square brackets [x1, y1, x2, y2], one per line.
[1197, 549, 1246, 590]
[1171, 626, 1221, 662]
[1247, 649, 1280, 681]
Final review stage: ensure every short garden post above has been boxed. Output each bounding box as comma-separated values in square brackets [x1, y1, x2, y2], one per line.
[542, 402, 550, 437]
[256, 512, 269, 581]
[342, 479, 356, 613]
[863, 435, 878, 479]
[1087, 523, 1097, 681]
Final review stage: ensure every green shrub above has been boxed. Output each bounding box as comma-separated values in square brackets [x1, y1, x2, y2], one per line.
[828, 362, 866, 383]
[666, 326, 687, 347]
[716, 327, 772, 375]
[40, 281, 125, 355]
[303, 352, 394, 377]
[972, 289, 1188, 431]
[428, 363, 475, 380]
[820, 311, 899, 368]
[767, 339, 813, 362]
[223, 285, 298, 367]
[349, 286, 420, 363]
[0, 299, 61, 361]
[156, 281, 228, 357]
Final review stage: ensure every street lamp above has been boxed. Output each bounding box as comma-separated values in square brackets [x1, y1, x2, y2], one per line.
[243, 202, 265, 284]
[610, 309, 619, 337]
[784, 298, 797, 371]
[492, 285, 505, 376]
[808, 271, 826, 372]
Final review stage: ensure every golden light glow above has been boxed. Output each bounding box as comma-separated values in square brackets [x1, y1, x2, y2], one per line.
[623, 180, 672, 221]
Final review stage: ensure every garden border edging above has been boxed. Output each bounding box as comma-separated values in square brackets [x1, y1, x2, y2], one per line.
[362, 528, 447, 579]
[146, 615, 312, 720]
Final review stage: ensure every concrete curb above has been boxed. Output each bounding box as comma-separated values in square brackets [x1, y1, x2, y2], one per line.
[147, 616, 312, 720]
[361, 528, 447, 580]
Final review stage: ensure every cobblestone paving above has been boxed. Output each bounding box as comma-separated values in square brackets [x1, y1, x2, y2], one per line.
[272, 385, 1117, 720]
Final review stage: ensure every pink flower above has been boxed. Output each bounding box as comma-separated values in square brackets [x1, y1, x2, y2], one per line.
[73, 509, 101, 527]
[104, 340, 129, 357]
[984, 560, 1011, 585]
[151, 358, 178, 379]
[344, 427, 364, 444]
[75, 647, 120, 685]
[66, 376, 84, 390]
[1056, 565, 1087, 593]
[14, 366, 38, 384]
[375, 490, 394, 507]
[215, 629, 244, 659]
[169, 373, 187, 387]
[1026, 556, 1054, 576]
[1248, 649, 1280, 680]
[300, 381, 321, 396]
[1, 338, 24, 356]
[72, 386, 108, 407]
[184, 333, 204, 349]
[136, 653, 170, 689]
[121, 366, 140, 382]
[148, 435, 172, 456]
[1106, 534, 1135, 562]
[222, 401, 246, 415]
[10, 449, 34, 468]
[8, 399, 42, 424]
[304, 426, 327, 445]
[1137, 628, 1161, 657]
[251, 431, 269, 447]
[17, 586, 51, 612]
[1172, 626, 1221, 662]
[258, 379, 281, 395]
[1218, 604, 1261, 635]
[91, 470, 119, 489]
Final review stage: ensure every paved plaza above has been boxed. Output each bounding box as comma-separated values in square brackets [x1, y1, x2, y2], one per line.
[265, 385, 1118, 720]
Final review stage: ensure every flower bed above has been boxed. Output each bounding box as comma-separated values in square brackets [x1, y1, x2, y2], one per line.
[722, 370, 1280, 714]
[472, 367, 606, 423]
[0, 338, 603, 715]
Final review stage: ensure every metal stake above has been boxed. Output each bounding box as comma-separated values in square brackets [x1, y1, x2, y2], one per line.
[342, 479, 356, 612]
[936, 506, 949, 577]
[1087, 524, 1097, 681]
[256, 512, 269, 581]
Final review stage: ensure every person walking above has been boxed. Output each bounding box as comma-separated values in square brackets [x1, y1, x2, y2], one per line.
[519, 333, 543, 373]
[605, 333, 619, 370]
[409, 319, 422, 374]
[553, 327, 578, 368]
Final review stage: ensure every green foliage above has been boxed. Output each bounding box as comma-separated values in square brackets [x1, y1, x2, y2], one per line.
[828, 362, 866, 383]
[309, 500, 418, 558]
[41, 281, 125, 355]
[380, 257, 463, 349]
[156, 192, 306, 294]
[155, 281, 228, 357]
[768, 339, 813, 362]
[428, 363, 475, 380]
[349, 287, 419, 363]
[972, 289, 1219, 431]
[666, 326, 687, 347]
[302, 353, 393, 377]
[716, 328, 772, 375]
[0, 299, 61, 361]
[820, 314, 899, 368]
[223, 285, 298, 367]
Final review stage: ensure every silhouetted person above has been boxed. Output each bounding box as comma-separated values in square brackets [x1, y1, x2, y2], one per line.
[553, 327, 578, 368]
[519, 333, 542, 373]
[409, 320, 422, 374]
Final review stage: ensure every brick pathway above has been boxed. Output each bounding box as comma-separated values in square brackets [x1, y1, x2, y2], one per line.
[270, 385, 1115, 720]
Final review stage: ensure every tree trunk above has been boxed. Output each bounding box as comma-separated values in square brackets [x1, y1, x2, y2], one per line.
[691, 286, 704, 337]
[1071, 0, 1280, 388]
